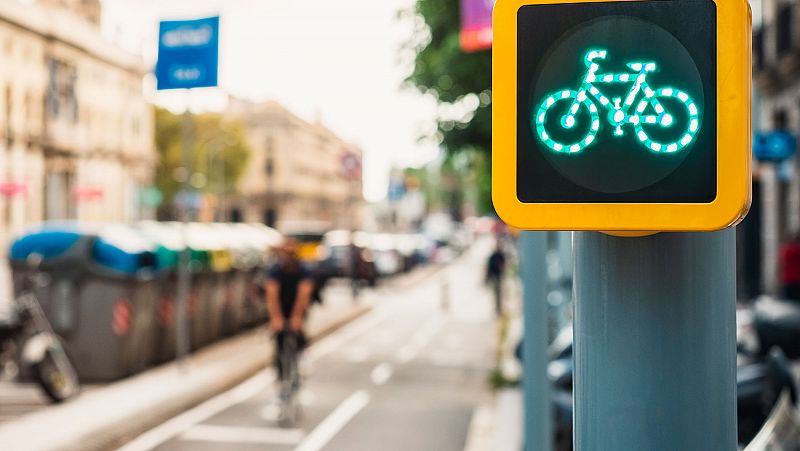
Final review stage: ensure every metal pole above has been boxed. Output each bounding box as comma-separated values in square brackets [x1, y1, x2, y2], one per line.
[518, 231, 552, 451]
[573, 231, 737, 451]
[175, 98, 193, 369]
[219, 145, 225, 222]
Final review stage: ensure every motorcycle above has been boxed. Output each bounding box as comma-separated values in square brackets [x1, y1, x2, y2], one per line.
[545, 325, 797, 450]
[0, 269, 79, 403]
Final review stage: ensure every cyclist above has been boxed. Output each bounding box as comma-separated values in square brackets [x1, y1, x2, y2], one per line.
[266, 238, 314, 380]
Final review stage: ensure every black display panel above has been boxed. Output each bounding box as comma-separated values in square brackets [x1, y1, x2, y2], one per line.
[517, 0, 717, 203]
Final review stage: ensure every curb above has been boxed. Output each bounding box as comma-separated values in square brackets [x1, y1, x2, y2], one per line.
[0, 304, 372, 451]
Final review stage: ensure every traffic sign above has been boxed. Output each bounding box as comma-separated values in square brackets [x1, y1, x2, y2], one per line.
[754, 131, 796, 163]
[492, 0, 752, 232]
[156, 16, 219, 90]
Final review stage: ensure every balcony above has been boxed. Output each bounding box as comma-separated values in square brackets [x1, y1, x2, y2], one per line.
[754, 4, 800, 95]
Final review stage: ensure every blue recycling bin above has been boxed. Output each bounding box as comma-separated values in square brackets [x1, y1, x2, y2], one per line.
[9, 223, 160, 382]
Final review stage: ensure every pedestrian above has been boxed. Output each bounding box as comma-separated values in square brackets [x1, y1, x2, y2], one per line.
[780, 233, 800, 301]
[486, 240, 507, 315]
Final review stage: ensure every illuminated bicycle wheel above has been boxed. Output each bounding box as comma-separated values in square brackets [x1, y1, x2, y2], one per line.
[533, 89, 600, 154]
[633, 88, 701, 154]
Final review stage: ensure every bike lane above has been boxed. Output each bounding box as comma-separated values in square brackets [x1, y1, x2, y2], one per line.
[118, 243, 495, 451]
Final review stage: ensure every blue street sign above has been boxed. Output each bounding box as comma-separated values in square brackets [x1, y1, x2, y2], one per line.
[156, 16, 219, 90]
[754, 131, 796, 163]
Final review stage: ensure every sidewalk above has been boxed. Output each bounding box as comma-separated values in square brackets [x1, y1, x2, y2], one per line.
[0, 292, 370, 451]
[464, 247, 525, 451]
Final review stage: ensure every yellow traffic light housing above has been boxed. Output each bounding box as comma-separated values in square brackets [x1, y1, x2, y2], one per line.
[492, 0, 752, 232]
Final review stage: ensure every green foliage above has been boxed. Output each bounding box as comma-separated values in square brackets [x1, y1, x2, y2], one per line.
[404, 0, 493, 214]
[154, 107, 251, 216]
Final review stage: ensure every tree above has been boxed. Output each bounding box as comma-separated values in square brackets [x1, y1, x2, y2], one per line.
[403, 0, 493, 213]
[154, 107, 252, 219]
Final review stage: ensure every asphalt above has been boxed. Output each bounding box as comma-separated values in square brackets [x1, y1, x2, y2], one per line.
[114, 243, 496, 451]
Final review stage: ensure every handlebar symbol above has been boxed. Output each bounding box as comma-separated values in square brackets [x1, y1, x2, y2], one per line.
[533, 49, 701, 155]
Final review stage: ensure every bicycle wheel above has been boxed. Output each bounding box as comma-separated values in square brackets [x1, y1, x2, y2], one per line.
[633, 87, 701, 154]
[33, 341, 80, 403]
[533, 89, 600, 154]
[278, 333, 301, 427]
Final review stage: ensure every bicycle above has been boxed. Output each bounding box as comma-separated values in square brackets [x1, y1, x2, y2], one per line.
[533, 48, 701, 155]
[276, 329, 301, 427]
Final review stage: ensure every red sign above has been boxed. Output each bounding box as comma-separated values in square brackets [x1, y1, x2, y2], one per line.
[461, 0, 494, 52]
[73, 186, 105, 202]
[0, 182, 27, 197]
[341, 152, 362, 180]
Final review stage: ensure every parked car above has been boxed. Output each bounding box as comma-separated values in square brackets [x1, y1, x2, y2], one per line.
[317, 230, 377, 285]
[369, 234, 404, 277]
[280, 220, 331, 264]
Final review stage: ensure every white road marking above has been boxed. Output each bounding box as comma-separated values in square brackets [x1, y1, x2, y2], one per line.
[345, 346, 370, 363]
[395, 345, 417, 364]
[394, 315, 447, 364]
[370, 363, 394, 385]
[116, 307, 387, 451]
[114, 372, 275, 451]
[305, 307, 392, 361]
[294, 390, 370, 451]
[260, 403, 281, 422]
[180, 424, 304, 445]
[428, 353, 467, 367]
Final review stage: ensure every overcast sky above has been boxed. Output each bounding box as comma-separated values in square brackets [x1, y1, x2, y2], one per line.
[99, 0, 439, 201]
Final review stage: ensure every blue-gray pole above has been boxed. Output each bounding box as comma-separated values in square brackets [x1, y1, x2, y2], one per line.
[573, 231, 737, 451]
[175, 105, 193, 370]
[518, 231, 552, 451]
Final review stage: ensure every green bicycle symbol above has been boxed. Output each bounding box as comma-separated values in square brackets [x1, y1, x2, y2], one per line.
[534, 48, 701, 154]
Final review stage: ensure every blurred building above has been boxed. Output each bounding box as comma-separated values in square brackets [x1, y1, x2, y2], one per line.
[226, 99, 364, 231]
[750, 0, 800, 297]
[0, 0, 154, 248]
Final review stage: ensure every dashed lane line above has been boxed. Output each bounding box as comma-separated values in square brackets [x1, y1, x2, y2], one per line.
[180, 424, 304, 446]
[294, 390, 370, 451]
[370, 363, 394, 386]
[114, 372, 275, 451]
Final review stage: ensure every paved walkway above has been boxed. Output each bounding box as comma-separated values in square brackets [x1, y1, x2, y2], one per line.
[0, 283, 370, 451]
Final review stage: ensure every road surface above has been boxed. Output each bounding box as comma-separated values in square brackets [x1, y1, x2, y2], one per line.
[117, 244, 496, 451]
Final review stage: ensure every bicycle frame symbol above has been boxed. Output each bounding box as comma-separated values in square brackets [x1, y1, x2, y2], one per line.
[534, 48, 701, 154]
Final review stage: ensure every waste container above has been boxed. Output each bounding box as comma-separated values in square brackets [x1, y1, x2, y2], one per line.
[236, 224, 281, 329]
[184, 223, 229, 348]
[9, 223, 160, 382]
[214, 224, 258, 336]
[136, 221, 183, 363]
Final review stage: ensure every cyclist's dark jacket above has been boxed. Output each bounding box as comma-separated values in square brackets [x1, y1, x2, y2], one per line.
[267, 263, 312, 317]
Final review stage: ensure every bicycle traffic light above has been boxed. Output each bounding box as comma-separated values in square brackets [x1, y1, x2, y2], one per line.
[492, 0, 751, 233]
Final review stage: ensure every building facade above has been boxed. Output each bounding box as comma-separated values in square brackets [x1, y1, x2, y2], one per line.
[750, 0, 800, 297]
[226, 99, 364, 232]
[0, 0, 154, 249]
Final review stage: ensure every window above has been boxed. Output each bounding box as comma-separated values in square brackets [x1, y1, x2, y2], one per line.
[46, 58, 79, 123]
[777, 4, 794, 56]
[754, 28, 764, 69]
[263, 208, 277, 228]
[773, 108, 788, 130]
[265, 136, 274, 176]
[45, 171, 76, 220]
[6, 85, 12, 143]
